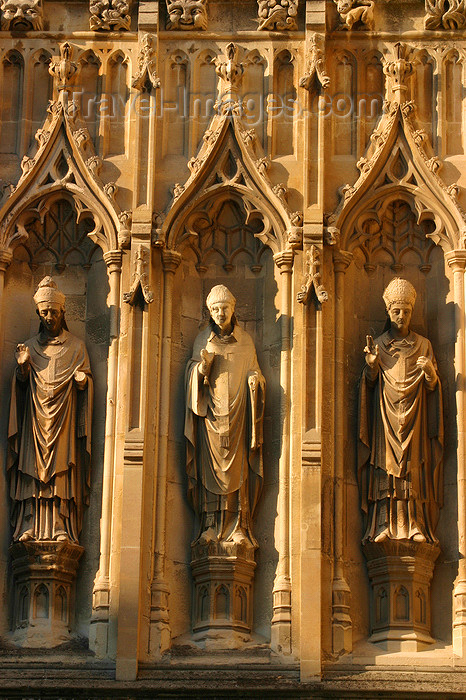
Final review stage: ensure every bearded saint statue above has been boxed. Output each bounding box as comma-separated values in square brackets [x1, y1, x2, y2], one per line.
[7, 276, 93, 544]
[185, 285, 265, 548]
[358, 278, 443, 544]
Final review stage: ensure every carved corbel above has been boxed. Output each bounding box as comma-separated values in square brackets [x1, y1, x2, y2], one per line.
[334, 0, 374, 30]
[49, 43, 78, 92]
[118, 210, 132, 248]
[124, 245, 154, 305]
[299, 34, 330, 93]
[89, 0, 132, 31]
[1, 0, 43, 30]
[257, 0, 298, 30]
[297, 245, 328, 304]
[166, 0, 207, 30]
[425, 0, 466, 29]
[132, 34, 161, 92]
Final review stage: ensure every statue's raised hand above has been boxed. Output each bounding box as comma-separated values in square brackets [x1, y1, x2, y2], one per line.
[417, 355, 436, 382]
[199, 348, 215, 378]
[364, 335, 379, 369]
[15, 343, 30, 367]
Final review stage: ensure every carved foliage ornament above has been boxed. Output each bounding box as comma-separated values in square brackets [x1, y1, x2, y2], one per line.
[425, 0, 466, 29]
[257, 0, 298, 30]
[49, 42, 78, 92]
[297, 245, 328, 304]
[124, 246, 154, 304]
[1, 0, 43, 30]
[299, 34, 330, 93]
[334, 0, 374, 30]
[132, 34, 160, 92]
[166, 0, 207, 30]
[89, 0, 131, 31]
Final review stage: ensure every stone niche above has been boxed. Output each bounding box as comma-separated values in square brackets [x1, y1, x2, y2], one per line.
[343, 197, 456, 649]
[0, 196, 110, 646]
[166, 195, 281, 647]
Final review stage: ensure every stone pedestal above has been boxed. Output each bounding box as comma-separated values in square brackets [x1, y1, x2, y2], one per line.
[191, 540, 256, 647]
[363, 540, 440, 650]
[10, 540, 84, 648]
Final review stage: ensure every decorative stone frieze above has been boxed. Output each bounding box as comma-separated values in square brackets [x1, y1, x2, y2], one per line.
[89, 0, 131, 31]
[334, 0, 374, 30]
[166, 0, 208, 30]
[0, 0, 43, 30]
[257, 0, 298, 30]
[425, 0, 466, 29]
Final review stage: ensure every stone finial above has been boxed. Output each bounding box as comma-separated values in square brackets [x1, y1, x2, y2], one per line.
[425, 0, 466, 29]
[1, 0, 43, 30]
[89, 0, 131, 31]
[166, 0, 207, 30]
[214, 43, 244, 91]
[334, 0, 374, 30]
[49, 43, 78, 92]
[257, 0, 298, 31]
[383, 43, 413, 102]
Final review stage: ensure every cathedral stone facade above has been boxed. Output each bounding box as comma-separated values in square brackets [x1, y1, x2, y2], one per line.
[0, 0, 466, 696]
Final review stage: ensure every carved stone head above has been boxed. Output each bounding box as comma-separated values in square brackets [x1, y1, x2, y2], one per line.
[166, 0, 207, 30]
[1, 0, 43, 30]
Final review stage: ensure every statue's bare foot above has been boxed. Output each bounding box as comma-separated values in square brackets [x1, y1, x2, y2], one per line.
[18, 530, 34, 542]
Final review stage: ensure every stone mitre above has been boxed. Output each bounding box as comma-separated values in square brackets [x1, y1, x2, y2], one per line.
[382, 277, 416, 310]
[33, 276, 66, 309]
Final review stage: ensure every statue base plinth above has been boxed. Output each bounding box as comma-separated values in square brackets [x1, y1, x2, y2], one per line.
[9, 540, 84, 648]
[363, 539, 440, 649]
[191, 539, 256, 645]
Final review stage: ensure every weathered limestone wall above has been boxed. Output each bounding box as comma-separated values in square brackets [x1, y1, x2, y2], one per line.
[0, 0, 465, 695]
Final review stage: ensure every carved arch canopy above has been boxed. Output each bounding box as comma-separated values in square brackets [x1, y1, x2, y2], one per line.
[160, 115, 302, 258]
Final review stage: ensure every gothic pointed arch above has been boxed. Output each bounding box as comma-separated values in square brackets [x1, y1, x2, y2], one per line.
[329, 96, 466, 256]
[158, 112, 302, 256]
[0, 87, 130, 255]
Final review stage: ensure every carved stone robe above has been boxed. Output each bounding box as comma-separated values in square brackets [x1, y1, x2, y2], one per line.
[8, 329, 93, 543]
[185, 321, 264, 545]
[358, 330, 443, 543]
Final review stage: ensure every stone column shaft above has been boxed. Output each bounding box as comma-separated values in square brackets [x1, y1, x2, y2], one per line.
[271, 250, 294, 654]
[90, 250, 122, 657]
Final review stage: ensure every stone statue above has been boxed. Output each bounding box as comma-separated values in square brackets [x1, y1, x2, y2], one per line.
[358, 278, 443, 544]
[7, 277, 93, 544]
[185, 285, 265, 548]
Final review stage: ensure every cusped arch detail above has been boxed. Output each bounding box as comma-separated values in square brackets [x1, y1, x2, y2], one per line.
[329, 99, 466, 255]
[159, 113, 302, 256]
[0, 89, 129, 254]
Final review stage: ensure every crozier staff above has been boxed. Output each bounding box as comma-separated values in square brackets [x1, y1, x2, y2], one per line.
[185, 285, 265, 547]
[358, 278, 443, 544]
[8, 276, 93, 544]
